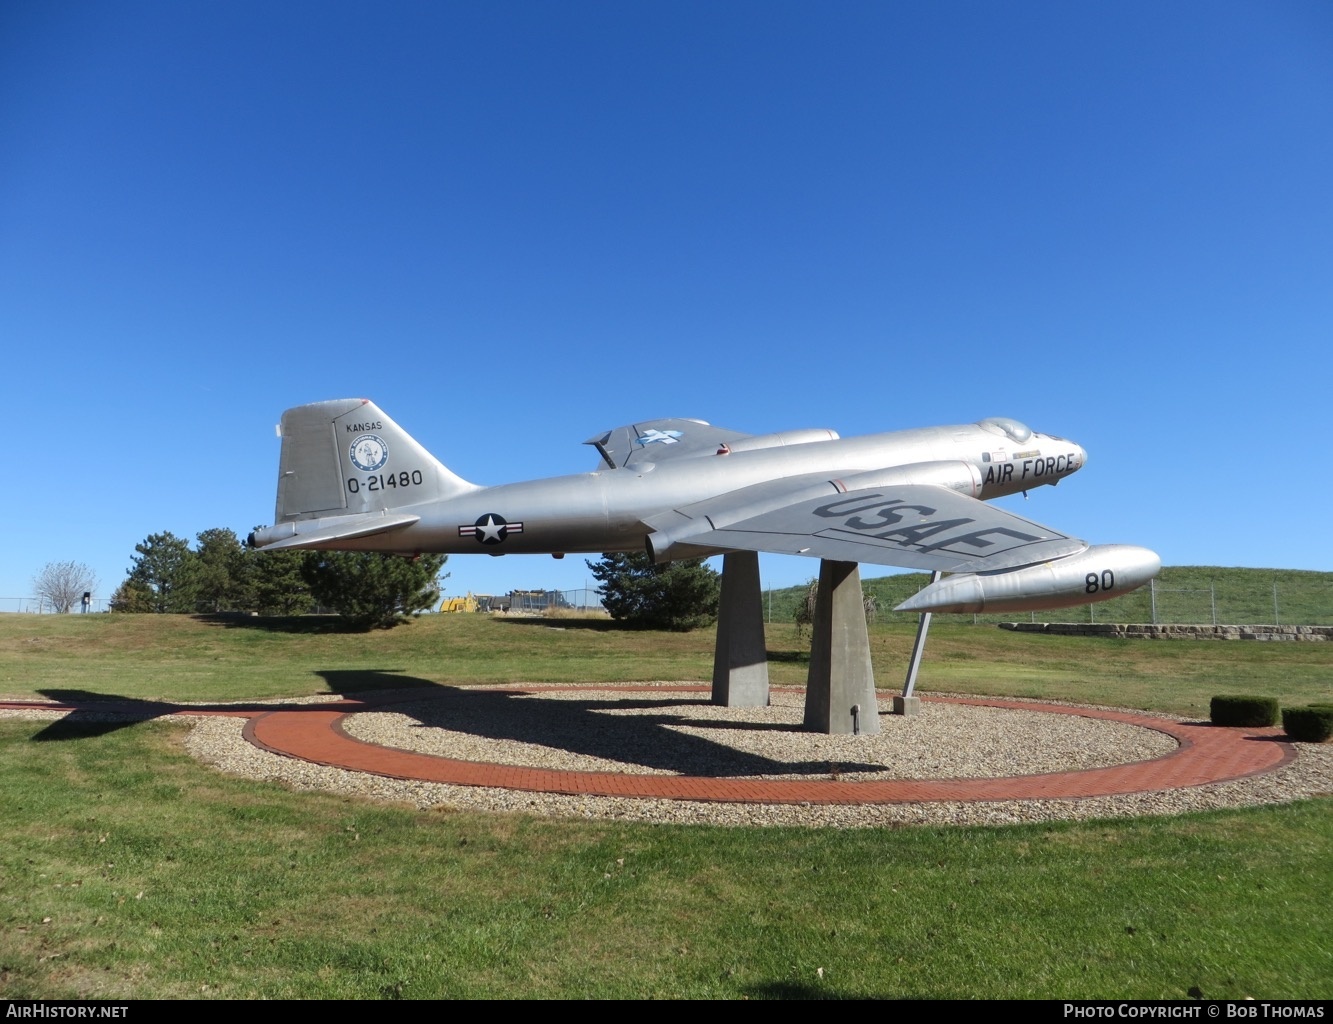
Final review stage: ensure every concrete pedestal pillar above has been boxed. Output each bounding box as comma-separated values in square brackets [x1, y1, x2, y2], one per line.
[804, 559, 880, 735]
[712, 551, 770, 707]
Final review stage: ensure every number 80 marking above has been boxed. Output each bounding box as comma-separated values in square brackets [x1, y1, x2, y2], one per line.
[1085, 570, 1115, 594]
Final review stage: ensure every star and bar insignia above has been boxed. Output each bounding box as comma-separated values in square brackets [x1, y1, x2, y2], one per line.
[459, 513, 524, 545]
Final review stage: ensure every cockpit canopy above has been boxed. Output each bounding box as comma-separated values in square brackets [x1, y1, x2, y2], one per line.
[976, 417, 1032, 443]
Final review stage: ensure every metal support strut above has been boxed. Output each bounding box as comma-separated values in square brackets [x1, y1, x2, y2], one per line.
[896, 570, 941, 716]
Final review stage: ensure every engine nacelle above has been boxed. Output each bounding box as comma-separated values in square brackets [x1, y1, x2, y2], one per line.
[894, 544, 1161, 614]
[722, 428, 839, 453]
[837, 460, 984, 499]
[249, 522, 297, 548]
[644, 532, 725, 563]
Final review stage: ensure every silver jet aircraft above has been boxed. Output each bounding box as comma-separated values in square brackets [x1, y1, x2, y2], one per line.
[249, 399, 1160, 613]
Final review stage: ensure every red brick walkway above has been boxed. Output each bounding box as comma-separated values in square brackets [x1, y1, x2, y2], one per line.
[4, 687, 1291, 806]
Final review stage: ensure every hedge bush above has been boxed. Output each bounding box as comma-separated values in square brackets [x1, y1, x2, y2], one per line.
[1281, 706, 1333, 743]
[1209, 695, 1279, 727]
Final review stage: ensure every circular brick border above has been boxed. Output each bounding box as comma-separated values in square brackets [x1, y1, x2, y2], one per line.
[235, 686, 1294, 805]
[2, 688, 1294, 806]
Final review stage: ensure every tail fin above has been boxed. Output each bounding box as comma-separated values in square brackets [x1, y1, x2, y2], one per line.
[273, 399, 477, 523]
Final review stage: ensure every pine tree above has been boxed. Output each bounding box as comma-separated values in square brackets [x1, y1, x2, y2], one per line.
[109, 577, 154, 613]
[586, 551, 719, 631]
[123, 532, 198, 613]
[245, 546, 312, 616]
[194, 528, 249, 612]
[300, 551, 446, 630]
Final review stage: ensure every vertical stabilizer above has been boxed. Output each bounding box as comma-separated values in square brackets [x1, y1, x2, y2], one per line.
[274, 399, 476, 522]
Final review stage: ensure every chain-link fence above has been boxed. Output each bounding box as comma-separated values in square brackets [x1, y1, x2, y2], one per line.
[5, 590, 607, 617]
[0, 597, 110, 614]
[452, 587, 606, 614]
[505, 587, 605, 613]
[764, 570, 1333, 627]
[557, 587, 606, 611]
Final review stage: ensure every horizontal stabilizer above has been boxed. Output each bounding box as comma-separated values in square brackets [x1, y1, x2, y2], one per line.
[250, 512, 420, 551]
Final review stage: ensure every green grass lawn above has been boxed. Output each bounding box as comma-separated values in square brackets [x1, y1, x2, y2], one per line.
[2, 611, 1328, 718]
[1, 612, 1330, 999]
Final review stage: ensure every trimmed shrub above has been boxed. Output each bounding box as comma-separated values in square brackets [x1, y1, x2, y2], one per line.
[1210, 695, 1279, 727]
[1281, 706, 1333, 743]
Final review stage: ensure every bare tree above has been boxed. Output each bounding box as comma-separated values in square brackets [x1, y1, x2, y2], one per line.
[32, 561, 99, 613]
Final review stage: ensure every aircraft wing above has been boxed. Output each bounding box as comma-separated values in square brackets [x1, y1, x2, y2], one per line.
[646, 482, 1087, 573]
[585, 419, 753, 469]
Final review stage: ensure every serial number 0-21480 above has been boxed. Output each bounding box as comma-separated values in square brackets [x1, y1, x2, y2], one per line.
[347, 470, 423, 494]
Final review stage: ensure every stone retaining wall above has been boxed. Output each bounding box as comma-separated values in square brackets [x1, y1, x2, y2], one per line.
[998, 622, 1332, 641]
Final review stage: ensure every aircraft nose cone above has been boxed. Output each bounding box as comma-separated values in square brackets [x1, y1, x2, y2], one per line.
[1074, 443, 1088, 470]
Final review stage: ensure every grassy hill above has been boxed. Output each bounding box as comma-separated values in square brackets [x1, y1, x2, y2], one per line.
[762, 565, 1333, 627]
[2, 598, 1329, 717]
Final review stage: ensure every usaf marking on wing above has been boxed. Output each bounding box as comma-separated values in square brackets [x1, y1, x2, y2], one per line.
[810, 494, 1054, 558]
[249, 399, 1159, 614]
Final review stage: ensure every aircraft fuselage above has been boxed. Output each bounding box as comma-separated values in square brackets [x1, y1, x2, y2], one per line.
[325, 422, 1085, 558]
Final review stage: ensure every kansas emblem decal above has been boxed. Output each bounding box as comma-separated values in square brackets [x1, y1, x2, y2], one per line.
[349, 434, 389, 473]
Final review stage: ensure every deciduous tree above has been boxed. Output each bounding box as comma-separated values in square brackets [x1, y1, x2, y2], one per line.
[794, 575, 878, 641]
[586, 552, 720, 631]
[32, 561, 98, 613]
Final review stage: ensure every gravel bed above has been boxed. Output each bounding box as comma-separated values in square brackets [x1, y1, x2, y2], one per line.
[341, 690, 1177, 780]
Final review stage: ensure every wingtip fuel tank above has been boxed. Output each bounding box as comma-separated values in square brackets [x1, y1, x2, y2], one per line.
[893, 545, 1161, 615]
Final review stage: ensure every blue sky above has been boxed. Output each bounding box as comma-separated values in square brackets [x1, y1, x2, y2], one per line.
[3, 1, 1330, 607]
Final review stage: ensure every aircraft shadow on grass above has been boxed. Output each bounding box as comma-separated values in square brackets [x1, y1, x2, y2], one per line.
[26, 675, 886, 778]
[195, 613, 368, 634]
[317, 669, 887, 778]
[27, 668, 445, 742]
[29, 689, 207, 741]
[23, 687, 385, 742]
[489, 617, 644, 633]
[27, 671, 447, 740]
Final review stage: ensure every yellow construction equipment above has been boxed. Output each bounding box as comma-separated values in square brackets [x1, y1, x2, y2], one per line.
[438, 592, 479, 614]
